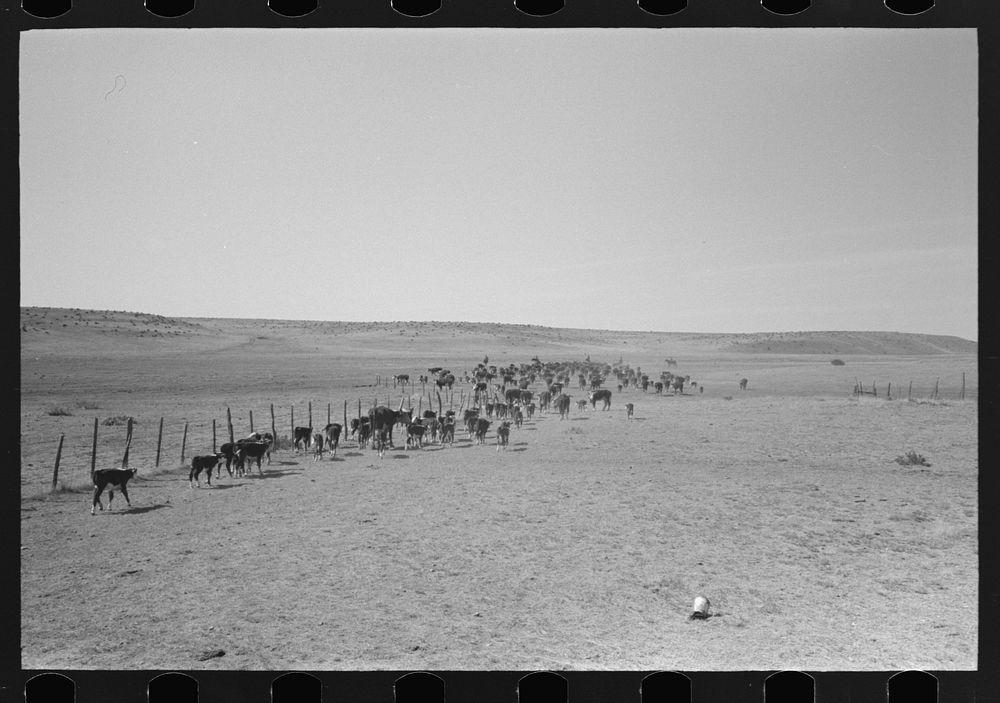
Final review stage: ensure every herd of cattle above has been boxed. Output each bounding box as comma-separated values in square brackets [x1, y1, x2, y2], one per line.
[83, 357, 746, 511]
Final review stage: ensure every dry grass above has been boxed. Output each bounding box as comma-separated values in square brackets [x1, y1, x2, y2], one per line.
[19, 309, 978, 671]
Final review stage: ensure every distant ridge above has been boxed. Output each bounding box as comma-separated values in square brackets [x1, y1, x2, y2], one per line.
[20, 307, 976, 356]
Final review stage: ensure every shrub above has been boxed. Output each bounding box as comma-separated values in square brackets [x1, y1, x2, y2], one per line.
[722, 396, 733, 401]
[831, 359, 846, 366]
[894, 451, 931, 467]
[75, 400, 100, 409]
[102, 415, 134, 426]
[45, 406, 73, 416]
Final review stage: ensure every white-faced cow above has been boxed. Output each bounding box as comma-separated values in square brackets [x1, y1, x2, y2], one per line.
[626, 402, 634, 420]
[189, 454, 223, 488]
[739, 378, 749, 391]
[91, 467, 137, 515]
[293, 426, 313, 453]
[369, 401, 412, 449]
[590, 389, 612, 410]
[496, 421, 511, 452]
[323, 423, 342, 458]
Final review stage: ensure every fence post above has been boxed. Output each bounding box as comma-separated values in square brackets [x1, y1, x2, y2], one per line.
[933, 378, 940, 400]
[155, 417, 164, 468]
[872, 380, 877, 398]
[343, 400, 348, 434]
[180, 422, 188, 464]
[212, 419, 217, 453]
[51, 433, 64, 492]
[227, 407, 234, 444]
[308, 402, 312, 428]
[250, 410, 254, 434]
[270, 404, 277, 448]
[887, 382, 892, 399]
[961, 372, 966, 400]
[91, 417, 99, 480]
[122, 417, 134, 469]
[908, 381, 912, 401]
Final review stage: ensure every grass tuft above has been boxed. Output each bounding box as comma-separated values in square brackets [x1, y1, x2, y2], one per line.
[831, 359, 846, 366]
[75, 400, 100, 410]
[45, 406, 73, 416]
[894, 450, 931, 467]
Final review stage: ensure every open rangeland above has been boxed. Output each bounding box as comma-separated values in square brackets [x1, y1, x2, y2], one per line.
[20, 308, 977, 670]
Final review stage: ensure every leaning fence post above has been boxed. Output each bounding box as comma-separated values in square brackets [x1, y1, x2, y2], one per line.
[90, 417, 99, 480]
[51, 433, 64, 492]
[961, 372, 966, 400]
[180, 421, 188, 464]
[249, 410, 254, 434]
[270, 404, 277, 448]
[908, 381, 913, 401]
[291, 405, 295, 439]
[155, 417, 164, 468]
[227, 407, 234, 444]
[343, 400, 348, 435]
[122, 417, 134, 469]
[212, 419, 217, 453]
[933, 378, 940, 400]
[308, 401, 312, 428]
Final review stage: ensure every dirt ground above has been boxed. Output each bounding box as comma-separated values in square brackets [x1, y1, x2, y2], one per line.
[19, 309, 978, 671]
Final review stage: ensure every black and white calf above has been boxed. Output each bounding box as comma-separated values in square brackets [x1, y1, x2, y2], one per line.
[92, 467, 137, 515]
[495, 421, 511, 452]
[189, 454, 223, 488]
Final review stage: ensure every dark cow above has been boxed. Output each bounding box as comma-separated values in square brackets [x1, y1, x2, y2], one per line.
[91, 467, 137, 515]
[218, 442, 238, 477]
[576, 399, 588, 411]
[323, 423, 342, 458]
[312, 432, 325, 460]
[617, 384, 623, 394]
[189, 454, 222, 488]
[393, 374, 410, 388]
[440, 415, 456, 444]
[555, 393, 571, 420]
[505, 388, 522, 404]
[739, 378, 749, 391]
[293, 426, 313, 453]
[435, 373, 455, 390]
[406, 422, 427, 449]
[512, 406, 524, 429]
[654, 381, 664, 394]
[235, 440, 270, 476]
[463, 409, 480, 436]
[537, 390, 551, 412]
[590, 389, 612, 410]
[474, 417, 491, 445]
[369, 403, 412, 449]
[357, 420, 372, 449]
[525, 402, 536, 419]
[374, 427, 390, 459]
[672, 377, 685, 394]
[495, 421, 511, 452]
[626, 402, 634, 420]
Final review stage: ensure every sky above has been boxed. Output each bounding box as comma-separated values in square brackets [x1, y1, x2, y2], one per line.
[19, 28, 978, 339]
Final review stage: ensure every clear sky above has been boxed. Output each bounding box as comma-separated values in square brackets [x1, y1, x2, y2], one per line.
[20, 28, 977, 340]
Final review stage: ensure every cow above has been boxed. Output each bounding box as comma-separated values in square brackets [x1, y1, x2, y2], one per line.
[91, 467, 137, 515]
[374, 427, 390, 459]
[474, 417, 491, 445]
[505, 388, 523, 404]
[739, 378, 749, 391]
[626, 402, 634, 420]
[406, 422, 427, 449]
[440, 415, 456, 444]
[555, 393, 571, 420]
[323, 423, 342, 458]
[576, 399, 588, 411]
[422, 417, 441, 444]
[435, 373, 455, 390]
[293, 426, 313, 453]
[393, 374, 410, 388]
[496, 421, 511, 452]
[672, 377, 685, 394]
[357, 420, 372, 449]
[218, 442, 238, 477]
[590, 389, 612, 410]
[463, 408, 480, 437]
[525, 402, 536, 419]
[512, 405, 524, 429]
[369, 402, 413, 449]
[312, 432, 325, 460]
[235, 440, 270, 476]
[617, 384, 623, 394]
[189, 454, 223, 488]
[654, 381, 664, 394]
[537, 390, 551, 412]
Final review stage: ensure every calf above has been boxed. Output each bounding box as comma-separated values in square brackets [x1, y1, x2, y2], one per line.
[406, 422, 427, 449]
[218, 442, 238, 477]
[512, 406, 524, 429]
[440, 416, 456, 444]
[495, 421, 511, 452]
[235, 440, 270, 476]
[92, 467, 137, 515]
[189, 454, 222, 488]
[576, 399, 588, 411]
[463, 409, 480, 437]
[293, 426, 313, 452]
[626, 402, 634, 420]
[323, 423, 342, 458]
[312, 432, 325, 461]
[474, 417, 491, 445]
[525, 402, 536, 419]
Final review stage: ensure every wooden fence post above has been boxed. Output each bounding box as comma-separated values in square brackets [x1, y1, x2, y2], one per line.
[343, 400, 348, 435]
[291, 405, 295, 437]
[52, 433, 64, 492]
[933, 378, 940, 400]
[872, 380, 877, 398]
[270, 404, 277, 448]
[308, 401, 312, 428]
[154, 417, 163, 468]
[227, 407, 234, 444]
[961, 372, 966, 400]
[91, 417, 99, 480]
[180, 421, 188, 464]
[908, 381, 912, 401]
[887, 382, 892, 399]
[327, 403, 331, 425]
[122, 417, 133, 469]
[212, 419, 217, 453]
[249, 410, 254, 433]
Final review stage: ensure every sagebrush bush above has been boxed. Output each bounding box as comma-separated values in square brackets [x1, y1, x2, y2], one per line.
[45, 406, 73, 416]
[831, 359, 846, 366]
[895, 451, 931, 467]
[75, 400, 99, 409]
